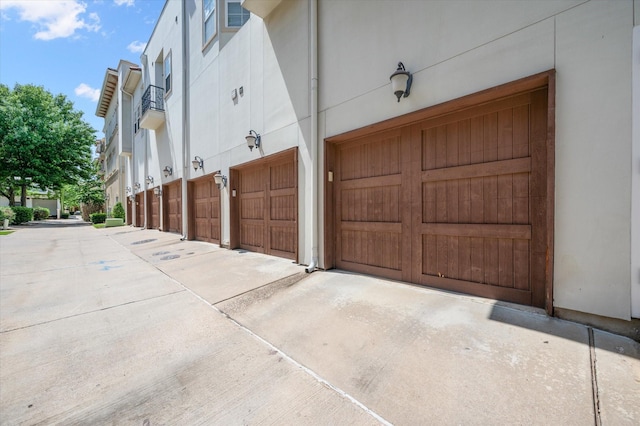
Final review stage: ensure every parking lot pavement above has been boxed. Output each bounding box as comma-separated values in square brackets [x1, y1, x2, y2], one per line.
[1, 224, 639, 425]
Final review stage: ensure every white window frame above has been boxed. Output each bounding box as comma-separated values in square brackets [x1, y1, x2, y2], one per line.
[225, 0, 250, 28]
[203, 0, 216, 44]
[164, 52, 172, 95]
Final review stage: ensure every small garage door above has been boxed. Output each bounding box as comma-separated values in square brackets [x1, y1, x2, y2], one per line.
[147, 189, 160, 230]
[135, 193, 144, 227]
[327, 74, 553, 309]
[189, 176, 221, 244]
[163, 180, 182, 234]
[231, 149, 297, 261]
[126, 197, 132, 225]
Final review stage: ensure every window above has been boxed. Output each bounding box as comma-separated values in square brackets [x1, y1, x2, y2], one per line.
[226, 0, 250, 27]
[204, 0, 216, 42]
[134, 104, 141, 134]
[164, 53, 172, 94]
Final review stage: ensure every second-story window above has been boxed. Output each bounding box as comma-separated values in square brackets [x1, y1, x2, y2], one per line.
[204, 0, 216, 43]
[164, 53, 172, 94]
[226, 0, 250, 27]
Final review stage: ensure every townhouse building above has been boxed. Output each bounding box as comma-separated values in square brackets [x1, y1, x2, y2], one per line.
[96, 61, 139, 218]
[97, 0, 640, 336]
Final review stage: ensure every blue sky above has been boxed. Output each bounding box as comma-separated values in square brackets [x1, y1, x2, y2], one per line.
[0, 0, 166, 139]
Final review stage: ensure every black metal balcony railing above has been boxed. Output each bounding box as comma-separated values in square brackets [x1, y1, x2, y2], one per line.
[141, 85, 165, 116]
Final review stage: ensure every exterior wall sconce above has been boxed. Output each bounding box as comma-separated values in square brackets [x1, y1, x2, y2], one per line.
[390, 62, 412, 102]
[246, 130, 261, 151]
[163, 166, 173, 177]
[145, 176, 154, 186]
[213, 172, 227, 188]
[126, 186, 132, 194]
[192, 156, 204, 171]
[153, 187, 162, 197]
[134, 182, 141, 191]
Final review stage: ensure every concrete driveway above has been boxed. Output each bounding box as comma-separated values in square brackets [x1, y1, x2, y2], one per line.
[1, 221, 638, 425]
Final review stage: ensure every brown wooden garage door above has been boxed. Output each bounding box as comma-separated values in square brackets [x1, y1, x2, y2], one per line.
[189, 176, 221, 244]
[126, 197, 132, 225]
[326, 73, 554, 309]
[163, 180, 182, 234]
[135, 193, 144, 227]
[147, 189, 160, 229]
[231, 149, 297, 261]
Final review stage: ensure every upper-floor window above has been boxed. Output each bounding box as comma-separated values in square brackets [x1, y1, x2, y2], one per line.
[226, 0, 249, 27]
[164, 53, 172, 94]
[204, 0, 216, 43]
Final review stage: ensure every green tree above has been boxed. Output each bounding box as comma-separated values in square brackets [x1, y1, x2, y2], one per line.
[0, 84, 95, 206]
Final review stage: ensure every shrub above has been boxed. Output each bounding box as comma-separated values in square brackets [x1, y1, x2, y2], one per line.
[112, 202, 125, 220]
[0, 207, 16, 224]
[61, 212, 70, 219]
[11, 207, 33, 224]
[90, 212, 107, 224]
[33, 207, 50, 220]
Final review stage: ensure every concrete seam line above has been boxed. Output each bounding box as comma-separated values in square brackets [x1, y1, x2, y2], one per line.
[173, 278, 392, 426]
[588, 327, 602, 426]
[0, 290, 186, 334]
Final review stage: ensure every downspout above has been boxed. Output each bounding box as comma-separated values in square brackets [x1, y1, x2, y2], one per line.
[306, 0, 319, 273]
[180, 0, 189, 240]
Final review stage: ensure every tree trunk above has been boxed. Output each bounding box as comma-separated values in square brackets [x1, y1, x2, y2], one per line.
[21, 184, 27, 207]
[8, 187, 15, 207]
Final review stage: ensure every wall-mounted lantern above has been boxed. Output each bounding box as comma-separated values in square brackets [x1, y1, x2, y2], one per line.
[153, 187, 162, 197]
[145, 175, 154, 186]
[192, 156, 203, 171]
[134, 182, 141, 191]
[163, 166, 173, 177]
[246, 130, 261, 151]
[214, 172, 227, 189]
[390, 62, 412, 102]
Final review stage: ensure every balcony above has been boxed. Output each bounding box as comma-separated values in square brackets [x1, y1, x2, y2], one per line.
[140, 85, 165, 130]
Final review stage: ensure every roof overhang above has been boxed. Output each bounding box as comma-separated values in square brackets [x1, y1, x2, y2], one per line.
[96, 68, 118, 118]
[241, 0, 282, 19]
[123, 66, 142, 95]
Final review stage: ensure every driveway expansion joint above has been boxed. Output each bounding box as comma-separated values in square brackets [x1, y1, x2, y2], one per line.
[588, 327, 602, 426]
[0, 290, 186, 334]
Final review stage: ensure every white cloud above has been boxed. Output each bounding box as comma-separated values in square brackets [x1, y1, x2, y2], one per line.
[0, 0, 101, 40]
[127, 40, 146, 53]
[114, 0, 134, 6]
[75, 83, 100, 102]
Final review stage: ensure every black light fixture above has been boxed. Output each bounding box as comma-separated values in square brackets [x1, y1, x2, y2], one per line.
[145, 175, 154, 186]
[390, 62, 412, 102]
[246, 130, 261, 151]
[163, 166, 173, 177]
[126, 186, 132, 194]
[192, 156, 204, 171]
[213, 172, 227, 188]
[153, 187, 162, 197]
[134, 182, 141, 191]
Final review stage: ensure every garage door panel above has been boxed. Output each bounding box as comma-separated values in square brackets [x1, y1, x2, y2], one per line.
[241, 223, 264, 249]
[270, 194, 295, 221]
[341, 186, 401, 223]
[341, 134, 401, 180]
[340, 230, 402, 271]
[270, 224, 296, 257]
[164, 181, 181, 234]
[241, 197, 264, 220]
[136, 193, 144, 227]
[270, 161, 295, 190]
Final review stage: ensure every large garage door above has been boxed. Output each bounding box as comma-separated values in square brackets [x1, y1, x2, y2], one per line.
[147, 189, 160, 229]
[231, 149, 297, 261]
[135, 193, 144, 227]
[163, 180, 182, 234]
[190, 176, 220, 244]
[328, 76, 553, 309]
